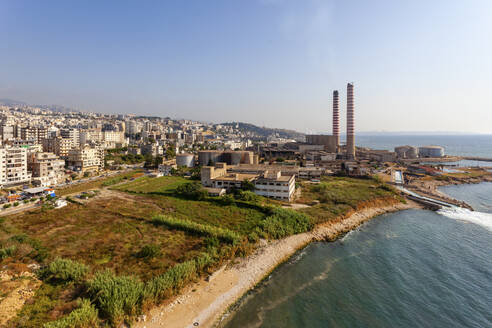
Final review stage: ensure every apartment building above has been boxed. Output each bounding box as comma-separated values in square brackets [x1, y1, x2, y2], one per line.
[0, 147, 32, 187]
[43, 137, 73, 158]
[28, 152, 66, 187]
[66, 145, 104, 172]
[20, 126, 47, 144]
[60, 128, 80, 149]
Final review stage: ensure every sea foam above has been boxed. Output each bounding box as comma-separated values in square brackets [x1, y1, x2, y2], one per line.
[437, 207, 492, 231]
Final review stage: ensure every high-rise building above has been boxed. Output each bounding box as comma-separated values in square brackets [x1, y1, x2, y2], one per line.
[346, 83, 355, 159]
[332, 90, 340, 150]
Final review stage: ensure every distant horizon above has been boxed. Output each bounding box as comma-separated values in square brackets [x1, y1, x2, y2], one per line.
[2, 97, 491, 136]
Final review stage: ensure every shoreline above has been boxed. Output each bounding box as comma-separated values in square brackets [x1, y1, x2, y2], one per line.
[135, 199, 420, 328]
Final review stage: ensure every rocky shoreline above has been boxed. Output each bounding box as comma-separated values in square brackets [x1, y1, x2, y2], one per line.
[134, 199, 420, 328]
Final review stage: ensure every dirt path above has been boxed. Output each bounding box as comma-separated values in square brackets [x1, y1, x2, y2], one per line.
[0, 271, 41, 326]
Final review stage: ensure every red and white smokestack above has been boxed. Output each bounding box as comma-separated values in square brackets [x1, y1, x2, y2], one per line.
[346, 83, 355, 159]
[333, 90, 340, 150]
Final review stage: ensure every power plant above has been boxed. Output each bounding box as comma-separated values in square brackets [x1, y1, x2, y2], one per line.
[346, 83, 355, 159]
[305, 82, 356, 159]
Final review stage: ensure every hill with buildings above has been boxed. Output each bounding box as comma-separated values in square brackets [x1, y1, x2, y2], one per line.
[219, 122, 305, 141]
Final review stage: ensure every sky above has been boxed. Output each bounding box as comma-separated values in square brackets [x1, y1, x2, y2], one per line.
[1, 0, 492, 134]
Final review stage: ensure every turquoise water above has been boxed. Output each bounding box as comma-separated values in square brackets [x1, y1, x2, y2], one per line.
[221, 183, 492, 328]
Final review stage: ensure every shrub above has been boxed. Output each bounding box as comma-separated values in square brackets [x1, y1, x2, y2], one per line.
[174, 182, 208, 200]
[40, 258, 89, 283]
[87, 270, 144, 325]
[152, 215, 241, 244]
[258, 207, 313, 239]
[43, 299, 98, 328]
[0, 245, 17, 259]
[220, 194, 235, 205]
[144, 259, 198, 303]
[3, 203, 11, 209]
[135, 244, 161, 259]
[13, 201, 19, 207]
[235, 190, 260, 203]
[23, 199, 30, 204]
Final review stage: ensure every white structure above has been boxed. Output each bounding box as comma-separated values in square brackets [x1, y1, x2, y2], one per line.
[28, 152, 66, 187]
[254, 171, 296, 201]
[66, 145, 104, 172]
[418, 146, 445, 158]
[0, 147, 32, 186]
[176, 153, 195, 167]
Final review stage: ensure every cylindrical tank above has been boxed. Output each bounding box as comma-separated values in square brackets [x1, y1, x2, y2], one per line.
[176, 153, 195, 167]
[406, 146, 418, 159]
[230, 151, 242, 165]
[395, 146, 410, 158]
[198, 150, 221, 166]
[418, 146, 444, 158]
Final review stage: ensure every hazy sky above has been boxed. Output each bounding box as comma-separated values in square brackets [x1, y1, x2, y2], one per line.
[1, 0, 491, 134]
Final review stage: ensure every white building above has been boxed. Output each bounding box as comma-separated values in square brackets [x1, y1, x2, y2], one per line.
[28, 152, 66, 187]
[254, 171, 296, 201]
[0, 147, 32, 187]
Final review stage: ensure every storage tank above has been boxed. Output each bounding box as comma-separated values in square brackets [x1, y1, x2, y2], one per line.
[395, 146, 410, 158]
[418, 146, 444, 158]
[176, 153, 195, 167]
[198, 151, 221, 166]
[406, 146, 418, 159]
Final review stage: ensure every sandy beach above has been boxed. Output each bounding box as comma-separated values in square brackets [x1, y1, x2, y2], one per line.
[135, 200, 418, 328]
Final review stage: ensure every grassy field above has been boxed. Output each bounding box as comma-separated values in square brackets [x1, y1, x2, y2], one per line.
[1, 174, 401, 327]
[111, 175, 188, 194]
[56, 170, 144, 196]
[297, 176, 399, 224]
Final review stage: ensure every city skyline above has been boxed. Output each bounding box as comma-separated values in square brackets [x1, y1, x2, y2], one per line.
[1, 0, 492, 134]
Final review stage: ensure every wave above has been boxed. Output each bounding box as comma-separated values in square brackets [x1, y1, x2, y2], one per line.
[437, 207, 492, 231]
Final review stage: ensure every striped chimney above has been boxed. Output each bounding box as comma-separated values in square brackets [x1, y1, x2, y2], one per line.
[332, 90, 340, 149]
[346, 83, 355, 159]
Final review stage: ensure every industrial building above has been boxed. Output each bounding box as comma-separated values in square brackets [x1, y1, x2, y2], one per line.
[197, 150, 256, 166]
[304, 135, 338, 153]
[201, 163, 296, 201]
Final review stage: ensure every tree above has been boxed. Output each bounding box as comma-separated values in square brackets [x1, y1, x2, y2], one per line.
[165, 146, 176, 159]
[241, 179, 255, 191]
[175, 182, 207, 200]
[154, 155, 163, 168]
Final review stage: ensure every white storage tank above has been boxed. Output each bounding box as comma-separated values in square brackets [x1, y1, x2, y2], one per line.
[418, 146, 444, 158]
[176, 153, 195, 167]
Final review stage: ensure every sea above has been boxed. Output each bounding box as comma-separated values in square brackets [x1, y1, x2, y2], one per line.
[221, 135, 492, 328]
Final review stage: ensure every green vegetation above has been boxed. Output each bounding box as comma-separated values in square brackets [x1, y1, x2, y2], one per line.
[258, 207, 313, 239]
[40, 258, 89, 283]
[0, 244, 16, 259]
[135, 244, 161, 260]
[3, 172, 400, 327]
[152, 215, 241, 244]
[298, 176, 400, 224]
[111, 175, 188, 194]
[43, 299, 98, 328]
[144, 253, 213, 304]
[87, 270, 144, 325]
[57, 170, 143, 196]
[174, 182, 208, 200]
